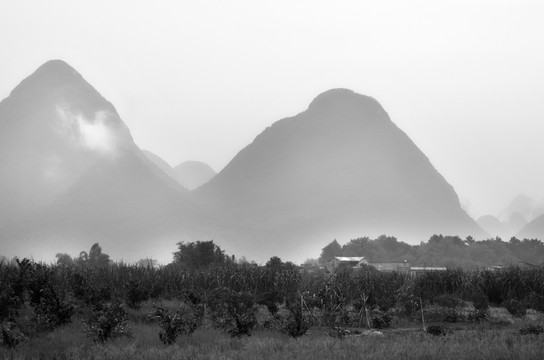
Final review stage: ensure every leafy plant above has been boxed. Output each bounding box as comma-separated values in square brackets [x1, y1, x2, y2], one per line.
[33, 286, 74, 330]
[524, 292, 544, 312]
[0, 321, 26, 348]
[371, 311, 392, 329]
[327, 327, 351, 339]
[502, 299, 526, 318]
[148, 303, 201, 345]
[124, 278, 149, 310]
[426, 325, 449, 336]
[83, 303, 131, 343]
[434, 294, 464, 308]
[208, 288, 257, 337]
[257, 290, 283, 315]
[471, 292, 490, 311]
[467, 309, 487, 323]
[518, 324, 544, 335]
[281, 301, 309, 338]
[0, 287, 20, 322]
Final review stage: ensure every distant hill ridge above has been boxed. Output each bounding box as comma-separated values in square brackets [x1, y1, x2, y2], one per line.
[174, 161, 216, 190]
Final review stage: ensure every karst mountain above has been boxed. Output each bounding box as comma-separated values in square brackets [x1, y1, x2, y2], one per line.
[0, 61, 488, 263]
[194, 89, 485, 260]
[0, 60, 209, 262]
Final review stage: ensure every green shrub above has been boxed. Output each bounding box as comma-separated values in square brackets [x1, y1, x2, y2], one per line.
[434, 294, 464, 308]
[371, 311, 392, 329]
[471, 292, 490, 311]
[524, 292, 544, 312]
[148, 303, 201, 345]
[124, 278, 149, 310]
[0, 288, 20, 322]
[281, 303, 309, 338]
[467, 309, 487, 323]
[442, 309, 461, 323]
[426, 325, 449, 336]
[0, 321, 25, 348]
[33, 287, 74, 330]
[503, 299, 526, 318]
[257, 291, 283, 315]
[518, 324, 544, 335]
[208, 288, 257, 337]
[83, 303, 131, 343]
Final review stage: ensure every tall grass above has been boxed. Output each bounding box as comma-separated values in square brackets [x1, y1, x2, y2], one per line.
[1, 323, 543, 360]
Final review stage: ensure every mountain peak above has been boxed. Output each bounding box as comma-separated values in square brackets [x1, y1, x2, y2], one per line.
[175, 161, 217, 190]
[308, 88, 380, 112]
[9, 59, 89, 99]
[35, 59, 78, 76]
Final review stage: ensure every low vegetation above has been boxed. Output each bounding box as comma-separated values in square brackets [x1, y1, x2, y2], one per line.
[0, 240, 542, 358]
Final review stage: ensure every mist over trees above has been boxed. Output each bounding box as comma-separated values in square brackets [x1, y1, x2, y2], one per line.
[319, 235, 544, 268]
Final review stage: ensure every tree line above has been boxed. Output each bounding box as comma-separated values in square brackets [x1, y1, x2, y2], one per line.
[319, 235, 544, 268]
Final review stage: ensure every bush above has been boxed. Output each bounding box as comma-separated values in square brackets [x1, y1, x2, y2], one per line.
[442, 309, 461, 323]
[518, 324, 544, 335]
[467, 309, 487, 323]
[0, 321, 25, 348]
[471, 292, 490, 311]
[0, 288, 20, 322]
[524, 292, 544, 312]
[257, 291, 283, 315]
[503, 299, 526, 318]
[83, 303, 131, 343]
[124, 278, 149, 310]
[72, 272, 112, 306]
[371, 311, 392, 329]
[328, 327, 351, 339]
[148, 303, 201, 345]
[33, 287, 74, 330]
[281, 303, 309, 338]
[208, 288, 257, 337]
[426, 325, 449, 336]
[434, 294, 464, 308]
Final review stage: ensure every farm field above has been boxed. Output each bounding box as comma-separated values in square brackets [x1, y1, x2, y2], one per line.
[1, 311, 543, 360]
[1, 257, 543, 359]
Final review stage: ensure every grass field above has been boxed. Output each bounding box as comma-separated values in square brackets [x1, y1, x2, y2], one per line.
[2, 306, 543, 360]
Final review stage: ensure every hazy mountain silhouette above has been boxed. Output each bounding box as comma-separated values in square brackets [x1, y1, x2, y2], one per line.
[142, 150, 187, 187]
[0, 60, 206, 261]
[175, 161, 216, 190]
[194, 89, 485, 260]
[498, 194, 544, 222]
[477, 215, 508, 238]
[517, 214, 544, 240]
[477, 212, 527, 240]
[142, 152, 216, 190]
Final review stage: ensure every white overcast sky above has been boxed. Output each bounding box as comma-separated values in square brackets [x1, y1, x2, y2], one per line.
[0, 0, 543, 217]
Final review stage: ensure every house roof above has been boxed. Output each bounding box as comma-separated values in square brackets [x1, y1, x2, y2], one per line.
[333, 257, 365, 262]
[410, 267, 447, 271]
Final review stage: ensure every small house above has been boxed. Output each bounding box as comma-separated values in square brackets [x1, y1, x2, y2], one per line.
[327, 256, 368, 272]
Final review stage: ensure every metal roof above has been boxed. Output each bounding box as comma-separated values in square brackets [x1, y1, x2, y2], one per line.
[333, 257, 365, 261]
